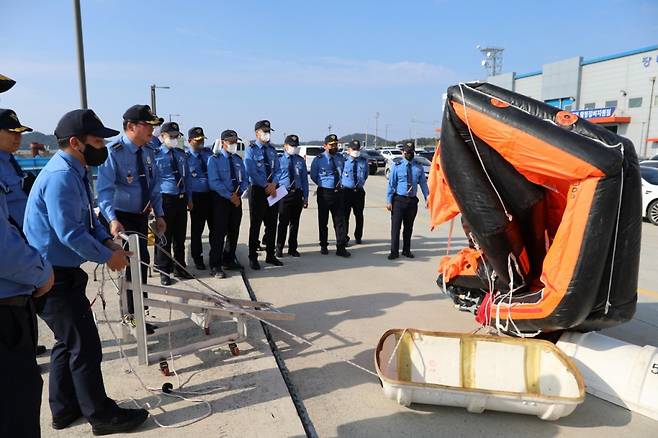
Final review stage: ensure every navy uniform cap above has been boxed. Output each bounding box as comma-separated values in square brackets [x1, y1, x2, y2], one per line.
[221, 129, 241, 141]
[122, 104, 164, 126]
[54, 109, 119, 140]
[324, 134, 338, 145]
[349, 139, 361, 150]
[160, 122, 180, 135]
[402, 141, 415, 152]
[285, 134, 300, 146]
[0, 74, 16, 94]
[0, 108, 32, 133]
[254, 120, 274, 132]
[188, 126, 207, 140]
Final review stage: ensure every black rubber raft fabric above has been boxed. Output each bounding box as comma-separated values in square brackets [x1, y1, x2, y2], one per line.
[439, 82, 641, 334]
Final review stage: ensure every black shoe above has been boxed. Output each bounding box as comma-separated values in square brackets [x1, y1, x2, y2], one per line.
[250, 259, 261, 270]
[52, 408, 83, 430]
[174, 270, 194, 280]
[210, 268, 227, 279]
[145, 323, 157, 335]
[320, 246, 329, 255]
[355, 238, 362, 244]
[265, 255, 284, 266]
[387, 253, 399, 260]
[288, 250, 301, 257]
[194, 260, 206, 270]
[402, 251, 415, 259]
[275, 248, 284, 258]
[91, 407, 149, 436]
[160, 276, 173, 286]
[223, 260, 244, 271]
[336, 248, 351, 258]
[36, 344, 47, 355]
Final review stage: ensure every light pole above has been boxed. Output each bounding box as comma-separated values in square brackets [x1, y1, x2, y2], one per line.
[374, 112, 380, 148]
[150, 84, 170, 116]
[72, 0, 88, 108]
[384, 123, 391, 147]
[168, 113, 181, 123]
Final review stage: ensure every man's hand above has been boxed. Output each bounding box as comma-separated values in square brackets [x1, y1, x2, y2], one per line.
[104, 239, 123, 252]
[155, 216, 167, 235]
[230, 192, 241, 207]
[386, 203, 393, 212]
[187, 201, 194, 211]
[34, 271, 55, 298]
[425, 199, 430, 209]
[107, 249, 131, 272]
[303, 201, 308, 209]
[109, 220, 125, 238]
[265, 182, 276, 196]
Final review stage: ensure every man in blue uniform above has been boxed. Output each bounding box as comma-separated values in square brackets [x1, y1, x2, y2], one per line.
[275, 134, 308, 258]
[310, 134, 350, 257]
[207, 130, 248, 278]
[386, 141, 429, 260]
[154, 122, 193, 285]
[244, 120, 282, 269]
[24, 109, 149, 434]
[186, 126, 213, 270]
[97, 105, 165, 332]
[341, 139, 369, 246]
[0, 105, 54, 438]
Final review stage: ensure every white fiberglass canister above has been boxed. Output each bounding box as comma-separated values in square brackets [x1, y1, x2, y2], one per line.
[557, 331, 658, 421]
[375, 329, 585, 420]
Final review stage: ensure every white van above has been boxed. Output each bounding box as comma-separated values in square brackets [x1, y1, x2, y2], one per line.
[299, 145, 324, 171]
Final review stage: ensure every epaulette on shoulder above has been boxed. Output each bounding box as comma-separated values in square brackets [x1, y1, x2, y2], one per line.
[109, 139, 123, 151]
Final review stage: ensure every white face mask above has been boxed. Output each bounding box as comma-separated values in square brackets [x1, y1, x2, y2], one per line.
[212, 139, 222, 154]
[164, 137, 179, 149]
[259, 132, 271, 143]
[287, 146, 300, 155]
[227, 143, 238, 154]
[350, 150, 361, 158]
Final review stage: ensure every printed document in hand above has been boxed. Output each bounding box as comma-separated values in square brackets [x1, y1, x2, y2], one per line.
[267, 186, 288, 206]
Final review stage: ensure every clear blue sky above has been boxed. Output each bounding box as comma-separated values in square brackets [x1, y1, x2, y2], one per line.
[1, 0, 657, 143]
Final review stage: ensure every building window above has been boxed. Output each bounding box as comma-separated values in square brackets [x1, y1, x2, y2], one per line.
[584, 103, 596, 109]
[628, 97, 643, 108]
[605, 100, 617, 108]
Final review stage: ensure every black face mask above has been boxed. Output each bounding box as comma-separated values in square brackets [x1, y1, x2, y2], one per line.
[328, 146, 338, 155]
[404, 152, 415, 161]
[83, 144, 109, 166]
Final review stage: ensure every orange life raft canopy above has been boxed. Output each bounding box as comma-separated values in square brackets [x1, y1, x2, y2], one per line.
[430, 82, 641, 336]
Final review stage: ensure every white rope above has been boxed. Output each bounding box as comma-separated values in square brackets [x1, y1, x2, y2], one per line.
[604, 143, 625, 314]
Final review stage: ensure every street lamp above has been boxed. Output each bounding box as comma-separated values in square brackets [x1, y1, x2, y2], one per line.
[72, 0, 88, 108]
[150, 84, 170, 116]
[167, 113, 181, 123]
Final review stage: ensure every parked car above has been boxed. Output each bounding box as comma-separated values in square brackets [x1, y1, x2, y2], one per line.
[299, 145, 324, 171]
[651, 154, 658, 160]
[380, 148, 403, 162]
[417, 150, 435, 161]
[385, 156, 431, 179]
[361, 149, 385, 174]
[640, 160, 658, 169]
[641, 166, 658, 225]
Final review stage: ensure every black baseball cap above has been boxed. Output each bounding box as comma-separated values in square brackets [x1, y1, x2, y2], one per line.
[402, 141, 415, 152]
[54, 109, 119, 140]
[221, 129, 241, 142]
[254, 120, 274, 132]
[0, 109, 32, 133]
[188, 126, 207, 140]
[349, 139, 361, 150]
[122, 104, 164, 125]
[161, 122, 180, 136]
[0, 74, 16, 94]
[285, 134, 300, 147]
[324, 134, 338, 145]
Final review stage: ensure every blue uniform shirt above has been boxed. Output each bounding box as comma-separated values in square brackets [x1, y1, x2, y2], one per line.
[341, 155, 369, 189]
[154, 146, 192, 198]
[0, 181, 52, 298]
[207, 149, 248, 200]
[97, 134, 164, 221]
[24, 151, 113, 268]
[310, 151, 345, 189]
[386, 158, 429, 204]
[244, 141, 280, 187]
[276, 153, 309, 201]
[186, 147, 212, 193]
[0, 150, 27, 226]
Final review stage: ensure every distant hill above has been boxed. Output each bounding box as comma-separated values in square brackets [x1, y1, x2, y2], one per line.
[300, 133, 436, 148]
[20, 131, 57, 150]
